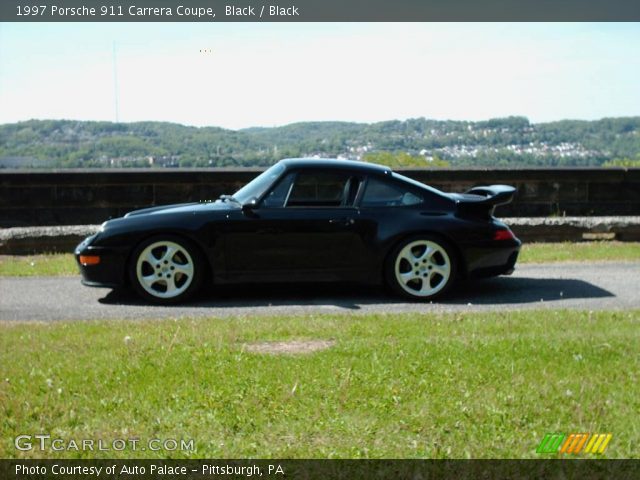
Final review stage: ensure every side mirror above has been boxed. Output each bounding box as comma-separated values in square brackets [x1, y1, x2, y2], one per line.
[241, 198, 258, 215]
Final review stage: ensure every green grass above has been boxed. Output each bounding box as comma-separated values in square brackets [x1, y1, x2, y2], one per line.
[518, 241, 640, 264]
[1, 310, 638, 459]
[1, 242, 638, 277]
[0, 254, 78, 276]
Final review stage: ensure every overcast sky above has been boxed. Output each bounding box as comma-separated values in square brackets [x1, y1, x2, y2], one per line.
[0, 22, 638, 129]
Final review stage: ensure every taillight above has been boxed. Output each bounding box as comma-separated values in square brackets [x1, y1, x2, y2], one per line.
[493, 229, 515, 241]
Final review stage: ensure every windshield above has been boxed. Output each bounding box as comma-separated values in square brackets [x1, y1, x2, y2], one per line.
[233, 163, 286, 204]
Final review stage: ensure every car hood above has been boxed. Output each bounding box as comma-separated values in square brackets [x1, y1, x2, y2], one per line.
[124, 201, 237, 218]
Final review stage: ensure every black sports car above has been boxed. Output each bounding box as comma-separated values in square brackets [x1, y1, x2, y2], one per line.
[75, 159, 521, 304]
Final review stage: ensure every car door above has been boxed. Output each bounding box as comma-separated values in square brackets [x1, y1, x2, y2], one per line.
[223, 170, 364, 282]
[348, 175, 429, 270]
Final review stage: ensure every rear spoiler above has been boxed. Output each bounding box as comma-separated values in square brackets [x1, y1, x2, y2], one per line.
[453, 184, 517, 218]
[464, 184, 516, 207]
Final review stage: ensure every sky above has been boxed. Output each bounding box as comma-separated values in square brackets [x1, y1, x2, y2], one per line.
[0, 22, 638, 129]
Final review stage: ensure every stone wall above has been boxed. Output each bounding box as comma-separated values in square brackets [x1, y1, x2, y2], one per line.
[1, 167, 638, 227]
[3, 217, 640, 254]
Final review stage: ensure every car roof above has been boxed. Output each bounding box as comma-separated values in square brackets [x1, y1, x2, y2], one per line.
[278, 157, 453, 204]
[279, 158, 392, 175]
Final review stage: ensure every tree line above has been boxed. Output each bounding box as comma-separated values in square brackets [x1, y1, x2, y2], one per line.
[0, 116, 638, 168]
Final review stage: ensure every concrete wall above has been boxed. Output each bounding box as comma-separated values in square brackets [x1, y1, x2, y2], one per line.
[1, 167, 639, 227]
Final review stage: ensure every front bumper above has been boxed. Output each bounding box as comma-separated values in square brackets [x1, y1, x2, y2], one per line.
[74, 235, 128, 288]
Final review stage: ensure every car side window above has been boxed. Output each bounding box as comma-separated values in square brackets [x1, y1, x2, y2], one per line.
[286, 172, 360, 208]
[261, 173, 295, 208]
[361, 177, 423, 207]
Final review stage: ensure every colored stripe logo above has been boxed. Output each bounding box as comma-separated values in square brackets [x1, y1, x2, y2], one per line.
[537, 433, 612, 454]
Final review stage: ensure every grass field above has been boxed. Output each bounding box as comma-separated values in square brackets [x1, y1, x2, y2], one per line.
[1, 310, 638, 459]
[517, 241, 640, 264]
[0, 253, 77, 276]
[1, 242, 639, 277]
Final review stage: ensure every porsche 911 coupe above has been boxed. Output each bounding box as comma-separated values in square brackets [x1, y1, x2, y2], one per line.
[75, 158, 521, 304]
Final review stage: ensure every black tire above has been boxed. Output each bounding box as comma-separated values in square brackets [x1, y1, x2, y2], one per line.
[128, 235, 204, 304]
[385, 234, 457, 301]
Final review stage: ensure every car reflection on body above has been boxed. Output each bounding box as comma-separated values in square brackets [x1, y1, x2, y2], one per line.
[75, 158, 521, 304]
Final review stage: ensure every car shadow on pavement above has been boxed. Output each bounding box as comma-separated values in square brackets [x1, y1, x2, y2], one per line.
[445, 277, 614, 305]
[98, 283, 388, 310]
[98, 276, 614, 308]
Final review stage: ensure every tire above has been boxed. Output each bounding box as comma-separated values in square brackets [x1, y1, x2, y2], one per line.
[129, 235, 204, 304]
[385, 234, 457, 301]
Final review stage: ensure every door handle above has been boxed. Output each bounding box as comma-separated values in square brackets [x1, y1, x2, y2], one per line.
[329, 218, 355, 225]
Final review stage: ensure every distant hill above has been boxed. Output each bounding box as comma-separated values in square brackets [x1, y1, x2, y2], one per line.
[1, 116, 639, 168]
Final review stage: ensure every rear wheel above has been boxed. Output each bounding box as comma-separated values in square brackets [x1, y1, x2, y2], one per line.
[129, 236, 203, 304]
[386, 235, 456, 301]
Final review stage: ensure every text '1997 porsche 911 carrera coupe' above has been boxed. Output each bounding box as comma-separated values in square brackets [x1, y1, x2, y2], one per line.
[75, 158, 521, 304]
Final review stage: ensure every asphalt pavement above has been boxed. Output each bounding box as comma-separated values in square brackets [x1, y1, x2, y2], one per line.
[0, 262, 638, 322]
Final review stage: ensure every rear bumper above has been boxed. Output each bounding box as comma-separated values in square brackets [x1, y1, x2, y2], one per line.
[75, 235, 128, 288]
[464, 239, 521, 279]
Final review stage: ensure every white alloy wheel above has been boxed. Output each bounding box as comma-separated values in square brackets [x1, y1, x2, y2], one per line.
[135, 240, 195, 300]
[393, 240, 452, 298]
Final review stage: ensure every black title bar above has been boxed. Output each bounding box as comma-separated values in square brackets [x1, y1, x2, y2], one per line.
[1, 0, 639, 22]
[2, 459, 640, 480]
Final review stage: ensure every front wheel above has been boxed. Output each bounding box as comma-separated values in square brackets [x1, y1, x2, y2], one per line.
[386, 235, 457, 301]
[129, 235, 204, 304]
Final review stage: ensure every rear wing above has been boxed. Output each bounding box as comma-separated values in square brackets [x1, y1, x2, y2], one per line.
[453, 184, 517, 218]
[464, 185, 516, 207]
